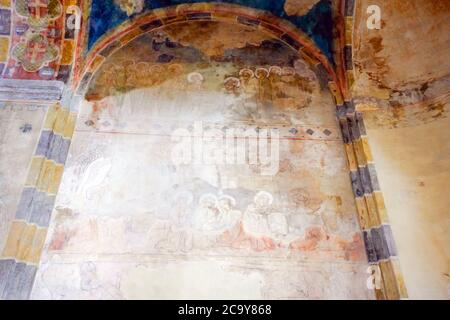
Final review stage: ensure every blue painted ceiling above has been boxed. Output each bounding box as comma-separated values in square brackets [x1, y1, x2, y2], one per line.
[88, 0, 334, 61]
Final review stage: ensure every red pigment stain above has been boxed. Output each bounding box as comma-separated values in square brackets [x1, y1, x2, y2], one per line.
[49, 228, 76, 251]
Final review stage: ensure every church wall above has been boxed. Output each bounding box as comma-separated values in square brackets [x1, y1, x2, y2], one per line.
[31, 91, 373, 299]
[31, 23, 374, 299]
[363, 101, 450, 299]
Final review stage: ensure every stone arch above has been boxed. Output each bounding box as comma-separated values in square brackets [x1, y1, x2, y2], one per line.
[73, 2, 345, 103]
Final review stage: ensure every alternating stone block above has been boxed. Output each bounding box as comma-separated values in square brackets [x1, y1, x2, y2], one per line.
[1, 220, 47, 265]
[345, 0, 355, 16]
[0, 259, 15, 297]
[28, 192, 56, 227]
[355, 197, 370, 230]
[350, 170, 364, 197]
[35, 130, 55, 158]
[364, 194, 381, 227]
[63, 113, 77, 139]
[344, 17, 353, 45]
[343, 143, 358, 171]
[53, 107, 70, 136]
[2, 221, 27, 259]
[373, 191, 389, 223]
[25, 157, 46, 187]
[15, 188, 37, 221]
[44, 104, 59, 130]
[363, 231, 378, 263]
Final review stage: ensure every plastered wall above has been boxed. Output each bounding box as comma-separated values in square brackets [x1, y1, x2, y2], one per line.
[0, 104, 46, 252]
[364, 102, 450, 299]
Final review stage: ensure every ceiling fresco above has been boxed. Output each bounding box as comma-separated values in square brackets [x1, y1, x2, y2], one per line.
[353, 0, 450, 110]
[88, 0, 334, 60]
[0, 0, 447, 118]
[351, 0, 450, 126]
[85, 20, 324, 125]
[0, 0, 334, 85]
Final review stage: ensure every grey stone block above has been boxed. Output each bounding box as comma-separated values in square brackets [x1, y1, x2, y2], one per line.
[2, 262, 37, 300]
[0, 259, 16, 298]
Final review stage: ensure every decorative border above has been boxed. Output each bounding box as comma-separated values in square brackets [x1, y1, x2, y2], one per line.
[0, 0, 82, 83]
[0, 78, 64, 101]
[336, 0, 408, 300]
[0, 101, 76, 299]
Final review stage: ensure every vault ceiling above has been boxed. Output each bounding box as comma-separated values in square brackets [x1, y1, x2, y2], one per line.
[0, 0, 448, 113]
[353, 0, 450, 107]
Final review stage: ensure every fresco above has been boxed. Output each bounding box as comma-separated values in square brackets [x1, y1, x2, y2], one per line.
[88, 0, 334, 60]
[0, 0, 335, 84]
[353, 0, 450, 105]
[31, 20, 373, 299]
[0, 0, 81, 82]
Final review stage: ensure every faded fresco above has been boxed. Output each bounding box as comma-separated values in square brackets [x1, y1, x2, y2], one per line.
[31, 21, 373, 299]
[0, 0, 447, 301]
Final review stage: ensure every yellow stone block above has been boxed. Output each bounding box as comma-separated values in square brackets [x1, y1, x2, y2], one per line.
[345, 17, 353, 45]
[26, 157, 45, 187]
[60, 39, 74, 65]
[346, 70, 355, 89]
[361, 137, 374, 163]
[0, 0, 10, 8]
[44, 104, 59, 130]
[2, 221, 46, 264]
[373, 191, 389, 224]
[48, 164, 65, 195]
[375, 285, 386, 300]
[16, 224, 37, 262]
[380, 260, 401, 300]
[364, 194, 381, 228]
[353, 139, 368, 166]
[355, 197, 370, 231]
[63, 0, 78, 9]
[26, 228, 48, 265]
[54, 107, 69, 136]
[0, 36, 9, 62]
[2, 220, 27, 259]
[63, 113, 77, 139]
[188, 2, 212, 12]
[344, 143, 358, 171]
[390, 259, 408, 299]
[37, 159, 56, 192]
